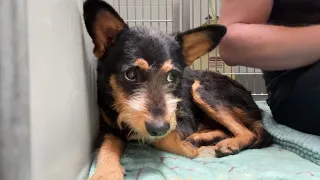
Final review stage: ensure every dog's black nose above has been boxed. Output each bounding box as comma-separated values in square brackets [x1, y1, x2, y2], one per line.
[145, 121, 170, 136]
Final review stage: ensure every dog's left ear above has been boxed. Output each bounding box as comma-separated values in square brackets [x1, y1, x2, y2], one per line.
[83, 0, 127, 58]
[176, 25, 227, 66]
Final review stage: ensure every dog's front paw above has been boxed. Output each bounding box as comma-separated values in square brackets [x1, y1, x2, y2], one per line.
[213, 138, 241, 157]
[181, 141, 200, 159]
[185, 136, 202, 148]
[89, 166, 125, 180]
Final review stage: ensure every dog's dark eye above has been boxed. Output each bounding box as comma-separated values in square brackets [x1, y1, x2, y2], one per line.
[167, 72, 174, 82]
[167, 70, 181, 83]
[125, 68, 137, 81]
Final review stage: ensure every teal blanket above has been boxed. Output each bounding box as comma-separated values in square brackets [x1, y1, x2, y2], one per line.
[257, 101, 320, 166]
[86, 101, 320, 180]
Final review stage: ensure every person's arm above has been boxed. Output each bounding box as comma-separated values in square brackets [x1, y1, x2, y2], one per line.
[218, 0, 320, 71]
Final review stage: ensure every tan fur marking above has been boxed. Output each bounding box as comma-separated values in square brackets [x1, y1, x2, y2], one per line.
[191, 80, 256, 154]
[182, 33, 212, 66]
[231, 107, 269, 148]
[119, 107, 150, 140]
[89, 135, 125, 180]
[93, 11, 125, 58]
[135, 58, 149, 71]
[109, 75, 150, 139]
[232, 107, 247, 119]
[187, 129, 228, 143]
[161, 60, 174, 73]
[109, 75, 179, 141]
[250, 120, 272, 148]
[109, 75, 128, 112]
[232, 107, 251, 127]
[153, 130, 199, 158]
[162, 93, 180, 134]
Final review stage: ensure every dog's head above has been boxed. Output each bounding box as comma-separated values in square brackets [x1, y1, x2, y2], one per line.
[83, 0, 226, 142]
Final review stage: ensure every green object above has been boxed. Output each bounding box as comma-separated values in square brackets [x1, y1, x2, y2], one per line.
[257, 101, 320, 166]
[86, 102, 320, 180]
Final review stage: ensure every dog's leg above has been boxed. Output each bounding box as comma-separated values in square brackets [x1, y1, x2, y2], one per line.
[89, 135, 125, 180]
[152, 130, 199, 158]
[186, 129, 229, 147]
[192, 80, 257, 157]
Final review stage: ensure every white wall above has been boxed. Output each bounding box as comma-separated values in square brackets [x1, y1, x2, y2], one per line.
[28, 0, 98, 179]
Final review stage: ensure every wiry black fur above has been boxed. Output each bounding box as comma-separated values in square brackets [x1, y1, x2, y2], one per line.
[94, 26, 187, 135]
[83, 0, 272, 152]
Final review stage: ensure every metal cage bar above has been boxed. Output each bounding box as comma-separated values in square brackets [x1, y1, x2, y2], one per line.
[172, 0, 180, 32]
[0, 0, 31, 179]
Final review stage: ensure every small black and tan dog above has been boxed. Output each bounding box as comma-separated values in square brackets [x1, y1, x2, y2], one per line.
[83, 0, 272, 179]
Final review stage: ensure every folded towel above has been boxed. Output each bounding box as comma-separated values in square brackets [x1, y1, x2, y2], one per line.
[86, 101, 320, 180]
[258, 101, 320, 166]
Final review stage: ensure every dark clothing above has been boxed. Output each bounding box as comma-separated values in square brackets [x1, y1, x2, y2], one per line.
[262, 0, 320, 136]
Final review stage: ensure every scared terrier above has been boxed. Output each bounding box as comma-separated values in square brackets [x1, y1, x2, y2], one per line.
[83, 0, 272, 179]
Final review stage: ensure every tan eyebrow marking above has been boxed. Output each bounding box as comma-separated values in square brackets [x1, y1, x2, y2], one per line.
[135, 58, 149, 71]
[161, 60, 174, 73]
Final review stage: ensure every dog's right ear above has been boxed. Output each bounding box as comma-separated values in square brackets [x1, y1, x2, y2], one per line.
[83, 0, 126, 58]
